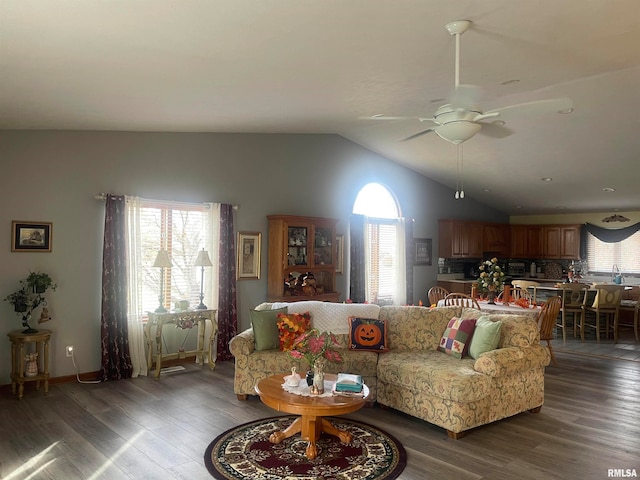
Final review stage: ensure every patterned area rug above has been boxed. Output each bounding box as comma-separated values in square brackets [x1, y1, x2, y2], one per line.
[204, 415, 407, 480]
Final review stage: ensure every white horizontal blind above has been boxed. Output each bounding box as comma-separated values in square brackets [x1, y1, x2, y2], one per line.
[366, 220, 398, 306]
[587, 231, 640, 274]
[138, 201, 211, 313]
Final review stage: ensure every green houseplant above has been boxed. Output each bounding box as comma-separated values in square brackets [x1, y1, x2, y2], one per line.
[25, 271, 57, 294]
[4, 288, 30, 312]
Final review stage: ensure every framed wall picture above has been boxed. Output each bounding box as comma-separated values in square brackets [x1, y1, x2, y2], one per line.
[336, 234, 344, 274]
[414, 238, 432, 266]
[237, 232, 261, 280]
[11, 221, 52, 252]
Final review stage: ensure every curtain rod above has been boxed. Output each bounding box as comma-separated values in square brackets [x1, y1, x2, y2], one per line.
[94, 193, 238, 210]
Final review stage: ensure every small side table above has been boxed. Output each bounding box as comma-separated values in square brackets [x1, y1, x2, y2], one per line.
[7, 329, 52, 400]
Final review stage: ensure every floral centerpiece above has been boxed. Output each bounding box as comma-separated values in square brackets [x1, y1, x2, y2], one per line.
[477, 257, 506, 303]
[288, 328, 343, 369]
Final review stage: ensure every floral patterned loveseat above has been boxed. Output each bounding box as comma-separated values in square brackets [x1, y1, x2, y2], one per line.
[229, 302, 550, 438]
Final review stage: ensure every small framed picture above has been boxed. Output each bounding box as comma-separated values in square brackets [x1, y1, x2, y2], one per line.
[336, 234, 344, 274]
[414, 238, 432, 266]
[12, 221, 52, 252]
[237, 232, 261, 280]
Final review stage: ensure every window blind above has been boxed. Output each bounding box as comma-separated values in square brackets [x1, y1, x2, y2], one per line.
[586, 231, 640, 274]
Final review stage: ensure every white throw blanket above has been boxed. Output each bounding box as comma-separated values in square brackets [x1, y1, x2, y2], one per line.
[271, 301, 381, 335]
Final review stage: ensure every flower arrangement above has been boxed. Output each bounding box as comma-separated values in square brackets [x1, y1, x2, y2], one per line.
[288, 328, 343, 368]
[477, 257, 506, 293]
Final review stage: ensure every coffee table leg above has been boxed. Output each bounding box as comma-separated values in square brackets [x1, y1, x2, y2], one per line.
[269, 415, 354, 461]
[269, 416, 302, 444]
[321, 418, 353, 443]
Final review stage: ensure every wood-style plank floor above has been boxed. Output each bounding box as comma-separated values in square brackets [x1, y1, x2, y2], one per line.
[1, 346, 639, 480]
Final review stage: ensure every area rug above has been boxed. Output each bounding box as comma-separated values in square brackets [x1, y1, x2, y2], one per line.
[204, 415, 407, 480]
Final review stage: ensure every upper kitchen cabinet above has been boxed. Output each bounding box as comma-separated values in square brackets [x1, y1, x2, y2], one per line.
[438, 220, 483, 258]
[544, 225, 581, 259]
[482, 223, 510, 258]
[510, 224, 581, 260]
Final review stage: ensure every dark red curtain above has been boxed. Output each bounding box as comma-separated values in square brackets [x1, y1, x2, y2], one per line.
[405, 218, 414, 305]
[216, 203, 237, 361]
[349, 214, 366, 303]
[99, 194, 133, 380]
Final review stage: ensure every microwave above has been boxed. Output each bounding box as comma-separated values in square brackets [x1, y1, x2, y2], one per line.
[507, 262, 526, 276]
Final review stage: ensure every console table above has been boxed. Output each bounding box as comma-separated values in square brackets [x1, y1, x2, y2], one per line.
[7, 329, 51, 400]
[144, 310, 217, 379]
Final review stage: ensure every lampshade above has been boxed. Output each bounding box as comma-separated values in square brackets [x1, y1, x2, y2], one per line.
[194, 249, 213, 267]
[152, 250, 172, 268]
[434, 121, 482, 145]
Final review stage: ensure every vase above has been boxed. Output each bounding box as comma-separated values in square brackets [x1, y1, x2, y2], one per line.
[306, 370, 314, 386]
[487, 289, 497, 305]
[312, 367, 325, 394]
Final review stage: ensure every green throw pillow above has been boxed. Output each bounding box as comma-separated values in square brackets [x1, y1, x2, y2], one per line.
[250, 307, 288, 351]
[469, 316, 502, 359]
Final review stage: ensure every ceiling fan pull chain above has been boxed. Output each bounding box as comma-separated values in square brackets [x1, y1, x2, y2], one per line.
[460, 143, 464, 198]
[455, 144, 460, 198]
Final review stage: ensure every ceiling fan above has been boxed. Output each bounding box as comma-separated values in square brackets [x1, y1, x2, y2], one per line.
[364, 20, 573, 145]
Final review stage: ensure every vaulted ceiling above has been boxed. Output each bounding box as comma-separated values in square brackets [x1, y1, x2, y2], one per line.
[2, 1, 639, 215]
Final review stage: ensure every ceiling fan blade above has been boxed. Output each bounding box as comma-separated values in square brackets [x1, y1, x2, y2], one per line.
[478, 122, 515, 139]
[358, 115, 415, 121]
[401, 128, 437, 142]
[483, 97, 573, 119]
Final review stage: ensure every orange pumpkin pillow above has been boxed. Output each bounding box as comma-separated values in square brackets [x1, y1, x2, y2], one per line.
[277, 312, 311, 351]
[348, 317, 388, 352]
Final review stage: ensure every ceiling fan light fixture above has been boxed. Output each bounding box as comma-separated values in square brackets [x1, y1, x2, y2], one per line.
[435, 121, 481, 144]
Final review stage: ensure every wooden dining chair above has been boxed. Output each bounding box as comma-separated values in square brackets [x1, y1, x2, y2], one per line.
[537, 296, 562, 366]
[497, 287, 532, 304]
[428, 286, 449, 306]
[511, 280, 540, 303]
[584, 284, 624, 343]
[558, 283, 589, 342]
[443, 293, 481, 310]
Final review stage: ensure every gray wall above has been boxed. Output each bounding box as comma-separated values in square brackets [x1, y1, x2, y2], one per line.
[0, 130, 506, 382]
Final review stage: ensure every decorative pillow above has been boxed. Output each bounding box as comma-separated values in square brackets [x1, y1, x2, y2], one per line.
[348, 317, 389, 352]
[250, 307, 288, 351]
[468, 316, 502, 359]
[277, 312, 311, 351]
[437, 317, 477, 359]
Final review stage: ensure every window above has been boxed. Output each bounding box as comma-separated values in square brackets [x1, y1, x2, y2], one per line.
[127, 198, 218, 317]
[353, 184, 405, 305]
[587, 231, 640, 274]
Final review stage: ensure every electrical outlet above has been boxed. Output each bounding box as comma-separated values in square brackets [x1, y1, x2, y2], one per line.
[65, 345, 74, 357]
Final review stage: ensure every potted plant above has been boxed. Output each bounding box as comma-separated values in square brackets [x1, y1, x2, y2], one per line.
[4, 288, 31, 312]
[24, 271, 57, 294]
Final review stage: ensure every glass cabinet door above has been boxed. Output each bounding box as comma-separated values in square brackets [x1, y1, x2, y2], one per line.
[287, 226, 308, 266]
[313, 226, 333, 266]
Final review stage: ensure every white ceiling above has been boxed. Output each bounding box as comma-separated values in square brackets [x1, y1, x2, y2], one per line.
[2, 1, 639, 215]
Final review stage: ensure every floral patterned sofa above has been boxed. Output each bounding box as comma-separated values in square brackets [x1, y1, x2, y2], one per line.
[229, 301, 551, 438]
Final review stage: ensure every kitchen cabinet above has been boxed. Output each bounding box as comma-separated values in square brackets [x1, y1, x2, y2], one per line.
[437, 280, 475, 295]
[438, 220, 483, 258]
[510, 224, 581, 259]
[483, 223, 510, 257]
[267, 215, 340, 303]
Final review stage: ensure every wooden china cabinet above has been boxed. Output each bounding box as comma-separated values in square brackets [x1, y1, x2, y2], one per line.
[267, 215, 340, 302]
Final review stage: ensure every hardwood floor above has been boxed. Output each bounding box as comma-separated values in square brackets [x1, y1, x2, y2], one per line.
[1, 349, 639, 480]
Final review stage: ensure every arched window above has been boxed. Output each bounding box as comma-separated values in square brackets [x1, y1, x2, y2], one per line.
[352, 183, 406, 305]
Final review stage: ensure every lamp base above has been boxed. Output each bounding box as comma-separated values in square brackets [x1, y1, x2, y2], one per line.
[195, 303, 207, 310]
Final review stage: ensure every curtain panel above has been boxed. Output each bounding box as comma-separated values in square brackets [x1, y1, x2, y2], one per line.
[349, 214, 366, 303]
[100, 194, 133, 380]
[216, 203, 237, 361]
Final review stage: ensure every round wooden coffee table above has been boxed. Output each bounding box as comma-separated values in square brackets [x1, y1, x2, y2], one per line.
[255, 373, 369, 460]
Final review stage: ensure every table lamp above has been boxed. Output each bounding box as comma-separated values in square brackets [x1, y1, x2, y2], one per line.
[153, 249, 172, 313]
[194, 249, 213, 310]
